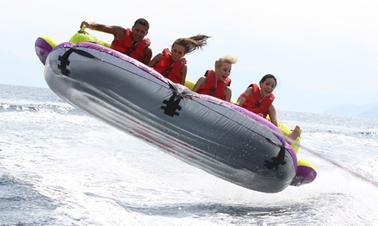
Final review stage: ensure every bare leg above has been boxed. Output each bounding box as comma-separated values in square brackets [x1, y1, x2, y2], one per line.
[286, 126, 301, 144]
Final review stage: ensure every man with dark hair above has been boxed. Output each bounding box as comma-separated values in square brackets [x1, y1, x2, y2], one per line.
[81, 18, 152, 64]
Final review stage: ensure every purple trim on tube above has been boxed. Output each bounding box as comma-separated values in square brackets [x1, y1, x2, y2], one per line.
[76, 42, 166, 79]
[293, 165, 317, 185]
[55, 42, 298, 168]
[56, 42, 75, 49]
[35, 37, 54, 64]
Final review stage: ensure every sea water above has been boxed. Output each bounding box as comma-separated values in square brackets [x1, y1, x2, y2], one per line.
[0, 84, 377, 226]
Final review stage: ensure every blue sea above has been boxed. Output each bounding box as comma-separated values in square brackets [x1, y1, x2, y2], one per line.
[0, 83, 377, 226]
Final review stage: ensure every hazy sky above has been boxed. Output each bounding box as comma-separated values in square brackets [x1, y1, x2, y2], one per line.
[0, 0, 377, 113]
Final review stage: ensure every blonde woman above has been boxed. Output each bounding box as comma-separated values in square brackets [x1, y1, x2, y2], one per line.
[193, 56, 237, 101]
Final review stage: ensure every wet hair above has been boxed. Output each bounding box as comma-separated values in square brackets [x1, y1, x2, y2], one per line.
[215, 55, 238, 68]
[173, 35, 210, 54]
[134, 18, 149, 29]
[259, 74, 277, 87]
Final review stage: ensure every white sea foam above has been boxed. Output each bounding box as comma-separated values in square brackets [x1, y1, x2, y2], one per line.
[0, 84, 377, 225]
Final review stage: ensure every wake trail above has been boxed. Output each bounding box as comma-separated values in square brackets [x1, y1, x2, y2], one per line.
[285, 136, 378, 189]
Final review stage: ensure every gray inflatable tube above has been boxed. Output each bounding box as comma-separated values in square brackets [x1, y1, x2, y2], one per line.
[43, 42, 297, 193]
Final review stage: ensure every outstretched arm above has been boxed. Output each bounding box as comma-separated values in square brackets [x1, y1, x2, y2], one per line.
[149, 53, 163, 67]
[180, 65, 187, 85]
[268, 104, 278, 126]
[225, 87, 232, 102]
[236, 87, 252, 105]
[81, 21, 125, 40]
[141, 47, 152, 65]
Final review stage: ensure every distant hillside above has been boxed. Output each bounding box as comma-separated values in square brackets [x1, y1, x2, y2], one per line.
[325, 103, 378, 119]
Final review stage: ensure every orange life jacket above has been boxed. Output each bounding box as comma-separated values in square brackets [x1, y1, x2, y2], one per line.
[197, 70, 231, 101]
[153, 48, 186, 84]
[240, 83, 275, 118]
[110, 28, 151, 62]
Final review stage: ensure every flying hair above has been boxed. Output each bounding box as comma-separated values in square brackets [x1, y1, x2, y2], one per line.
[173, 35, 210, 54]
[215, 55, 238, 68]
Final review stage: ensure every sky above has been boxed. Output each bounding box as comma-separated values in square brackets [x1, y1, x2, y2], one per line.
[0, 0, 377, 114]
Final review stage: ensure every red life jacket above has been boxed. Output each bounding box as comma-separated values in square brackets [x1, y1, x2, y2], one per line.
[110, 28, 151, 62]
[153, 48, 186, 84]
[197, 70, 231, 101]
[240, 83, 275, 118]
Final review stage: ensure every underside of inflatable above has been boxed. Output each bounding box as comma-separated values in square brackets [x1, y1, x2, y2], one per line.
[35, 35, 316, 193]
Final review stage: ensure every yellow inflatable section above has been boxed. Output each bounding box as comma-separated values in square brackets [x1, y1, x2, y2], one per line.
[69, 26, 110, 48]
[40, 36, 58, 49]
[278, 122, 300, 153]
[184, 80, 196, 91]
[297, 158, 315, 169]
